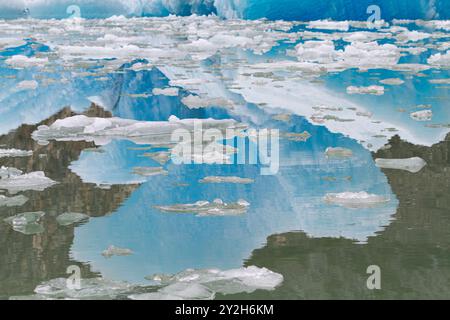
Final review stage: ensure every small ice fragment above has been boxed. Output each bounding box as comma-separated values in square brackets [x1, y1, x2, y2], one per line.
[132, 167, 168, 177]
[152, 87, 179, 96]
[410, 110, 432, 121]
[0, 194, 28, 207]
[17, 80, 38, 91]
[56, 212, 89, 226]
[0, 149, 33, 158]
[324, 192, 389, 209]
[142, 151, 171, 165]
[375, 157, 427, 173]
[346, 86, 385, 96]
[199, 176, 254, 184]
[154, 199, 250, 216]
[102, 245, 133, 258]
[4, 211, 45, 235]
[325, 147, 353, 158]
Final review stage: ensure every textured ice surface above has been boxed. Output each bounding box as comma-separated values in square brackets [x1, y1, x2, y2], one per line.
[375, 157, 427, 173]
[155, 199, 250, 216]
[324, 192, 390, 209]
[4, 211, 45, 235]
[56, 212, 89, 226]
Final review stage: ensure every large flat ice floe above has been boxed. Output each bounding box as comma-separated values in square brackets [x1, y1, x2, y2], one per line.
[324, 192, 390, 209]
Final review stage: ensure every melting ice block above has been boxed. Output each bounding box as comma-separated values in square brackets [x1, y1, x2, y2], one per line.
[56, 212, 89, 226]
[324, 192, 390, 208]
[0, 194, 28, 207]
[375, 157, 427, 173]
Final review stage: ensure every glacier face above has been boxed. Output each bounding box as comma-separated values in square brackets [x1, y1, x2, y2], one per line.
[0, 0, 448, 20]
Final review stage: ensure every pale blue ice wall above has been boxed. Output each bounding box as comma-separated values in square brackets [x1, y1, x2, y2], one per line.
[0, 0, 447, 20]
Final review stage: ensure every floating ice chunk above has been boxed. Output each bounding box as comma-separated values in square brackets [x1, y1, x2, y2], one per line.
[4, 212, 45, 235]
[129, 283, 215, 300]
[5, 55, 48, 69]
[152, 87, 179, 96]
[141, 151, 171, 165]
[347, 85, 385, 96]
[199, 176, 254, 184]
[375, 157, 427, 173]
[133, 266, 284, 300]
[132, 167, 168, 177]
[379, 78, 405, 85]
[325, 147, 353, 158]
[17, 80, 38, 91]
[102, 245, 133, 258]
[56, 212, 89, 226]
[0, 170, 57, 193]
[429, 78, 450, 84]
[428, 51, 450, 67]
[0, 148, 32, 158]
[181, 95, 234, 109]
[154, 199, 250, 217]
[32, 115, 244, 146]
[29, 278, 135, 300]
[306, 20, 350, 31]
[0, 166, 22, 179]
[324, 192, 390, 209]
[0, 195, 28, 207]
[410, 110, 432, 121]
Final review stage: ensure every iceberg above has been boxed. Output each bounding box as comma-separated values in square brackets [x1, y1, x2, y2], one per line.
[375, 157, 427, 173]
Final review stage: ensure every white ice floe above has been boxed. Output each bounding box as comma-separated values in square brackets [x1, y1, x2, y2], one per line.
[152, 87, 179, 96]
[325, 147, 353, 158]
[181, 95, 234, 109]
[32, 115, 245, 146]
[306, 20, 350, 31]
[324, 192, 390, 209]
[56, 212, 89, 226]
[17, 80, 39, 91]
[5, 55, 48, 69]
[130, 266, 284, 300]
[154, 199, 250, 217]
[199, 176, 254, 184]
[132, 166, 168, 177]
[102, 245, 133, 258]
[375, 157, 427, 173]
[429, 78, 450, 84]
[346, 85, 385, 96]
[410, 110, 432, 121]
[0, 194, 28, 207]
[0, 148, 32, 158]
[4, 211, 45, 235]
[0, 168, 57, 193]
[379, 78, 405, 85]
[428, 51, 450, 67]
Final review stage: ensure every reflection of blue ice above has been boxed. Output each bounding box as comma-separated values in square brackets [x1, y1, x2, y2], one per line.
[70, 116, 398, 284]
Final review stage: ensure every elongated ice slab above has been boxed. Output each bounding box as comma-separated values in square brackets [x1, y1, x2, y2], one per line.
[132, 166, 168, 177]
[56, 212, 89, 226]
[199, 176, 254, 184]
[346, 85, 385, 96]
[131, 266, 284, 300]
[410, 110, 433, 121]
[375, 157, 427, 173]
[0, 169, 57, 193]
[0, 149, 33, 158]
[324, 192, 390, 208]
[325, 147, 353, 158]
[4, 211, 45, 235]
[154, 199, 250, 217]
[0, 194, 28, 207]
[32, 115, 244, 146]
